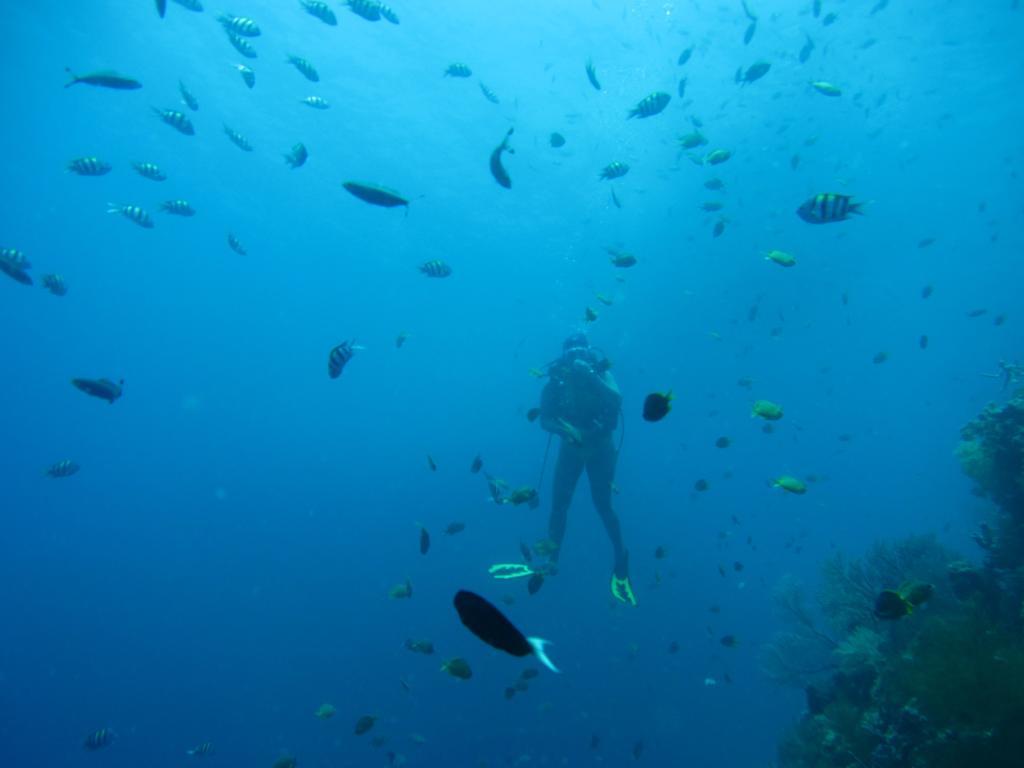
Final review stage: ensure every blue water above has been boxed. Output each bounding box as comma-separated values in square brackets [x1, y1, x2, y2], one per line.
[2, 1, 1022, 765]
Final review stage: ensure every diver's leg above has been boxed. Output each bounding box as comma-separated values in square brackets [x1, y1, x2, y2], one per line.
[547, 441, 585, 566]
[586, 436, 628, 577]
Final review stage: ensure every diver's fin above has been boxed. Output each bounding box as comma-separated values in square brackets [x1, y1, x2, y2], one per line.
[611, 574, 638, 607]
[488, 563, 534, 580]
[527, 637, 560, 673]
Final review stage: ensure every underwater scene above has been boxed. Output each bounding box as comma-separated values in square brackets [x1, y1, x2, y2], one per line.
[2, 0, 1023, 766]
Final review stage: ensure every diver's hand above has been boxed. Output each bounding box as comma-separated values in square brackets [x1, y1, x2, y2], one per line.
[557, 418, 583, 444]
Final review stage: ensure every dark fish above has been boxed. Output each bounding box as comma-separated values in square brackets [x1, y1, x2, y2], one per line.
[610, 187, 622, 209]
[404, 638, 434, 654]
[235, 63, 255, 88]
[715, 436, 730, 448]
[874, 589, 910, 620]
[994, 314, 1006, 326]
[66, 157, 111, 176]
[743, 20, 757, 45]
[812, 0, 821, 18]
[917, 237, 935, 248]
[179, 81, 198, 111]
[519, 541, 533, 562]
[0, 248, 31, 285]
[287, 55, 319, 82]
[171, 0, 204, 11]
[444, 522, 466, 536]
[284, 143, 308, 169]
[394, 330, 408, 346]
[967, 308, 988, 318]
[694, 478, 709, 492]
[549, 132, 565, 148]
[798, 34, 815, 64]
[354, 715, 377, 735]
[668, 640, 680, 654]
[419, 259, 452, 278]
[919, 335, 929, 350]
[921, 284, 934, 299]
[157, 0, 167, 16]
[224, 125, 253, 151]
[343, 181, 409, 209]
[489, 128, 515, 189]
[870, 0, 889, 13]
[712, 218, 726, 237]
[328, 341, 356, 379]
[227, 233, 246, 255]
[822, 11, 837, 25]
[187, 742, 214, 757]
[654, 546, 667, 559]
[301, 0, 338, 24]
[347, 0, 382, 22]
[444, 63, 472, 78]
[453, 590, 558, 672]
[720, 634, 738, 648]
[470, 454, 483, 474]
[41, 273, 67, 296]
[132, 162, 166, 181]
[504, 686, 516, 700]
[599, 161, 629, 180]
[677, 46, 694, 66]
[642, 391, 672, 422]
[796, 193, 864, 224]
[585, 59, 601, 90]
[526, 407, 541, 422]
[65, 69, 142, 90]
[72, 377, 123, 403]
[45, 459, 79, 478]
[628, 91, 670, 119]
[419, 526, 430, 554]
[873, 351, 889, 364]
[632, 741, 644, 760]
[677, 76, 687, 98]
[738, 61, 771, 85]
[427, 455, 437, 471]
[83, 728, 115, 750]
[153, 108, 195, 135]
[479, 82, 500, 104]
[733, 561, 744, 572]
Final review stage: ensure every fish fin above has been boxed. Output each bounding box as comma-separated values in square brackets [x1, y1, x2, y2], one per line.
[106, 204, 120, 214]
[850, 201, 869, 216]
[527, 637, 560, 673]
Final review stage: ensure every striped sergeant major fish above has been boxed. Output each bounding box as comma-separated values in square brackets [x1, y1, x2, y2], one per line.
[301, 0, 337, 25]
[379, 3, 399, 23]
[0, 247, 31, 285]
[83, 728, 115, 750]
[419, 259, 452, 278]
[287, 55, 319, 82]
[225, 31, 257, 58]
[153, 107, 195, 135]
[160, 199, 196, 216]
[300, 95, 330, 109]
[41, 273, 68, 296]
[224, 125, 253, 151]
[628, 91, 670, 119]
[179, 80, 199, 111]
[219, 14, 260, 36]
[187, 741, 214, 757]
[347, 0, 382, 21]
[108, 203, 154, 228]
[72, 377, 124, 403]
[328, 341, 363, 379]
[796, 193, 865, 224]
[132, 162, 167, 181]
[227, 232, 247, 255]
[66, 157, 111, 176]
[284, 143, 308, 169]
[235, 63, 255, 89]
[172, 0, 204, 10]
[45, 459, 80, 478]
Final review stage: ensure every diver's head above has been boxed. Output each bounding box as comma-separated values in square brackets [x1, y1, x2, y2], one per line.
[562, 332, 589, 352]
[559, 332, 598, 370]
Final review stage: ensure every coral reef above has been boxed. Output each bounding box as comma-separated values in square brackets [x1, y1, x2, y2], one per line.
[769, 392, 1024, 767]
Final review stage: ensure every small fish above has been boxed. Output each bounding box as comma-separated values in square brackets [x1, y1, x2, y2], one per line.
[585, 59, 601, 90]
[677, 77, 687, 98]
[642, 391, 672, 422]
[66, 157, 111, 176]
[489, 128, 515, 189]
[419, 525, 430, 554]
[751, 400, 783, 420]
[72, 377, 123, 404]
[343, 181, 409, 209]
[470, 455, 483, 473]
[790, 153, 801, 170]
[287, 55, 320, 82]
[444, 522, 466, 536]
[389, 579, 413, 599]
[870, 0, 889, 13]
[527, 407, 541, 422]
[65, 68, 142, 90]
[0, 248, 31, 285]
[444, 63, 472, 78]
[224, 31, 257, 59]
[712, 218, 727, 237]
[107, 203, 154, 228]
[919, 335, 929, 350]
[83, 728, 115, 751]
[328, 341, 356, 379]
[743, 20, 757, 45]
[701, 201, 724, 212]
[628, 91, 670, 119]
[921, 284, 934, 299]
[595, 293, 613, 306]
[873, 351, 889, 364]
[765, 250, 796, 267]
[479, 82, 500, 104]
[223, 125, 253, 151]
[171, 0, 203, 10]
[160, 199, 196, 216]
[132, 162, 166, 181]
[715, 436, 731, 449]
[772, 475, 807, 494]
[917, 237, 935, 248]
[874, 582, 932, 620]
[720, 634, 739, 648]
[227, 233, 246, 255]
[314, 702, 337, 719]
[633, 741, 645, 760]
[798, 34, 815, 64]
[404, 638, 434, 654]
[678, 130, 708, 149]
[440, 657, 473, 679]
[453, 590, 558, 672]
[813, 0, 822, 17]
[583, 306, 598, 323]
[967, 308, 988, 318]
[219, 14, 260, 36]
[822, 11, 838, 25]
[379, 4, 400, 24]
[347, 0, 383, 21]
[179, 80, 198, 110]
[45, 459, 79, 478]
[519, 542, 533, 563]
[994, 314, 1006, 326]
[599, 161, 629, 180]
[153, 108, 195, 135]
[301, 0, 338, 25]
[549, 132, 566, 148]
[810, 81, 841, 97]
[797, 193, 864, 224]
[705, 149, 732, 165]
[704, 178, 724, 191]
[677, 46, 694, 66]
[157, 0, 166, 17]
[354, 715, 378, 735]
[419, 259, 452, 278]
[284, 142, 308, 169]
[41, 274, 67, 296]
[608, 249, 637, 268]
[738, 61, 771, 85]
[235, 63, 255, 88]
[734, 561, 744, 571]
[186, 742, 214, 757]
[300, 95, 330, 109]
[427, 455, 437, 471]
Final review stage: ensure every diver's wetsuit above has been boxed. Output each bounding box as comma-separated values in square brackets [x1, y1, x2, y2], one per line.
[540, 352, 629, 580]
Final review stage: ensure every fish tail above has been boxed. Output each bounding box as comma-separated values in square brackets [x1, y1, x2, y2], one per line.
[106, 203, 121, 214]
[849, 200, 868, 216]
[527, 637, 560, 673]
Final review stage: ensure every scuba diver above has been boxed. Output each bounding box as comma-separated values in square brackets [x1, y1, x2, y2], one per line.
[532, 333, 636, 606]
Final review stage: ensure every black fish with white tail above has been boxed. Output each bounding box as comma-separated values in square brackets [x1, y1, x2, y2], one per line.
[72, 377, 123, 404]
[453, 590, 559, 672]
